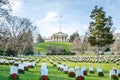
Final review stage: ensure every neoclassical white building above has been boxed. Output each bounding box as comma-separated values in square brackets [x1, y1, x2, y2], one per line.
[51, 32, 68, 42]
[44, 31, 68, 42]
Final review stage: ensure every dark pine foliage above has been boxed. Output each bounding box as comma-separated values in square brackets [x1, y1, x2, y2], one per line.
[88, 5, 115, 47]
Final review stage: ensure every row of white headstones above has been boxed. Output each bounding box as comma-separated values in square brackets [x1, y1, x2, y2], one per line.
[7, 58, 40, 75]
[48, 56, 120, 79]
[61, 55, 117, 63]
[10, 62, 36, 75]
[68, 55, 112, 59]
[9, 62, 120, 79]
[0, 56, 40, 75]
[0, 57, 36, 65]
[1, 56, 120, 79]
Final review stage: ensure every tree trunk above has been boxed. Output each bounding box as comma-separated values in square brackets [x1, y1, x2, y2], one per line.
[96, 45, 99, 62]
[82, 44, 85, 54]
[3, 40, 7, 55]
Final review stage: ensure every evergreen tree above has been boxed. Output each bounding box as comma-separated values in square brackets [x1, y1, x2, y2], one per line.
[37, 34, 44, 43]
[88, 6, 114, 57]
[69, 31, 79, 42]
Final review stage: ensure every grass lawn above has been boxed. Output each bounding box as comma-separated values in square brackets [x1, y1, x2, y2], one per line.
[33, 42, 71, 53]
[0, 56, 120, 80]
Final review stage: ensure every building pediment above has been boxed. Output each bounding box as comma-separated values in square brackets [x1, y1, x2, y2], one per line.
[52, 32, 68, 37]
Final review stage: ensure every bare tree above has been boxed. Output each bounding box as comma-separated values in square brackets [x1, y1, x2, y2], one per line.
[0, 0, 12, 17]
[0, 1, 36, 56]
[0, 16, 36, 56]
[111, 33, 120, 54]
[71, 34, 88, 54]
[72, 37, 81, 53]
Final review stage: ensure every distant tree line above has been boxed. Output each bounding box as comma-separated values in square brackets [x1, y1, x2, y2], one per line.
[46, 45, 75, 55]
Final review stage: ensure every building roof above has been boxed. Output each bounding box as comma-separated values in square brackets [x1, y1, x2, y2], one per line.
[52, 32, 68, 37]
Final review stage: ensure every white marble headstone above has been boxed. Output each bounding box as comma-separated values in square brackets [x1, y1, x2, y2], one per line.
[110, 70, 115, 76]
[31, 62, 36, 67]
[97, 68, 102, 73]
[89, 67, 93, 71]
[107, 51, 112, 54]
[23, 62, 29, 67]
[75, 66, 79, 70]
[117, 70, 120, 74]
[98, 50, 103, 55]
[76, 69, 83, 77]
[69, 68, 74, 72]
[81, 66, 86, 71]
[41, 67, 48, 76]
[41, 62, 48, 73]
[10, 66, 18, 75]
[9, 60, 15, 63]
[0, 60, 5, 63]
[61, 65, 65, 69]
[41, 62, 47, 69]
[63, 66, 68, 71]
[5, 60, 9, 63]
[18, 64, 24, 70]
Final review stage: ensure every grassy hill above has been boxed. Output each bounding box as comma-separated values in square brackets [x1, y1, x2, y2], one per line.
[33, 42, 71, 53]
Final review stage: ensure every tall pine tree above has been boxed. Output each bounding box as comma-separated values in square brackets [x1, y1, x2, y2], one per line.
[37, 34, 44, 43]
[88, 6, 114, 57]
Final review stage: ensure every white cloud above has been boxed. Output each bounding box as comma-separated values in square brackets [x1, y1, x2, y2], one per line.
[34, 11, 59, 37]
[10, 0, 22, 14]
[42, 11, 59, 22]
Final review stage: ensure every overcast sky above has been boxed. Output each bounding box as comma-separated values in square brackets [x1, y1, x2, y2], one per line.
[11, 0, 120, 37]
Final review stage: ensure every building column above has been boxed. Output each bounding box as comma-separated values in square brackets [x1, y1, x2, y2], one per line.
[55, 37, 56, 42]
[63, 37, 65, 42]
[62, 37, 63, 42]
[58, 37, 60, 42]
[56, 37, 58, 42]
[54, 37, 55, 41]
[53, 37, 54, 41]
[65, 37, 66, 42]
[60, 37, 62, 42]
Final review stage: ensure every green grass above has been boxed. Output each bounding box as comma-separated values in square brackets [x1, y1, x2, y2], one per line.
[0, 56, 120, 80]
[33, 42, 71, 53]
